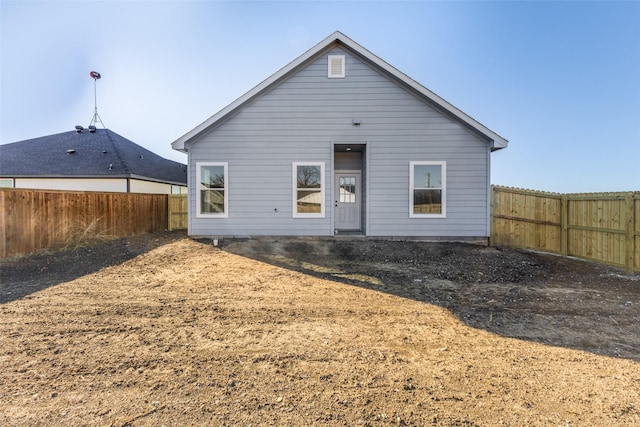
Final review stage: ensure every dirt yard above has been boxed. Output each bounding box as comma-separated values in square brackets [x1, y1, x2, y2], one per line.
[1, 231, 639, 426]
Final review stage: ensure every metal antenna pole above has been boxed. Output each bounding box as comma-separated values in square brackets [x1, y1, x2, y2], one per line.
[89, 71, 105, 128]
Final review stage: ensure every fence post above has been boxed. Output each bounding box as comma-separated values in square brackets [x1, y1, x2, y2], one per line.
[560, 194, 569, 257]
[167, 195, 173, 231]
[489, 186, 495, 247]
[625, 193, 634, 274]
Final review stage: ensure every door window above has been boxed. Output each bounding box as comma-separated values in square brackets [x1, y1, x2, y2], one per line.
[339, 176, 356, 203]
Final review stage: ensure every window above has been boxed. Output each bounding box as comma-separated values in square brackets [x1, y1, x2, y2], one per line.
[328, 55, 345, 78]
[196, 162, 228, 218]
[293, 162, 325, 217]
[339, 176, 356, 203]
[409, 161, 446, 218]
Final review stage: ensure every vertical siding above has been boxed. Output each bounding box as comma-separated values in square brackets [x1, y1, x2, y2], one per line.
[188, 46, 492, 237]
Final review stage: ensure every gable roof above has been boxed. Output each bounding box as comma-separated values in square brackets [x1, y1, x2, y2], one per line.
[172, 31, 508, 152]
[1, 129, 187, 185]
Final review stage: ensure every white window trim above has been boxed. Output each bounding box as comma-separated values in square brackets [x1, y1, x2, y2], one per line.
[292, 162, 325, 218]
[409, 161, 446, 218]
[327, 55, 346, 78]
[196, 162, 228, 218]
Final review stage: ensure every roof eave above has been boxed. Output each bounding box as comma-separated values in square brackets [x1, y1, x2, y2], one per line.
[171, 32, 347, 152]
[336, 33, 509, 150]
[1, 174, 186, 184]
[129, 174, 187, 186]
[171, 31, 508, 152]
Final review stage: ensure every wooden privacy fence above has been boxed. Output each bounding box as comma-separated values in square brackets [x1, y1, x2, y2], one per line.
[168, 194, 188, 231]
[0, 188, 169, 258]
[491, 186, 640, 273]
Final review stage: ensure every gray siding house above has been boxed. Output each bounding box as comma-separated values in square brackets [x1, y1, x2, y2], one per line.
[172, 31, 507, 239]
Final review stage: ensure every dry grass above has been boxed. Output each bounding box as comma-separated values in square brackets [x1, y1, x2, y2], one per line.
[1, 238, 639, 426]
[52, 217, 116, 251]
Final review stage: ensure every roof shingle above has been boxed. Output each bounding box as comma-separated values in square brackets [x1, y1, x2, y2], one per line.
[0, 129, 187, 185]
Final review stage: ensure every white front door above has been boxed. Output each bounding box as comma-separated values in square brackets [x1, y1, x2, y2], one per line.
[334, 172, 361, 231]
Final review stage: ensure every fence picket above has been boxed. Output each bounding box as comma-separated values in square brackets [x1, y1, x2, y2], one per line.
[0, 189, 173, 258]
[491, 186, 639, 273]
[168, 195, 188, 231]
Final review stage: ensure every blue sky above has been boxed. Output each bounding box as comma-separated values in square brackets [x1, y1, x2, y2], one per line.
[1, 0, 638, 193]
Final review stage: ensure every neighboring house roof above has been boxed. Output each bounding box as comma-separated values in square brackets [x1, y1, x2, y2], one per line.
[0, 128, 187, 185]
[172, 31, 508, 152]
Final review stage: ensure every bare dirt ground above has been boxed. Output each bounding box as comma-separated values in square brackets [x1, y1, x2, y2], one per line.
[1, 231, 639, 426]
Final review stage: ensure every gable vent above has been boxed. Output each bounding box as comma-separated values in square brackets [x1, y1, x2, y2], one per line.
[328, 55, 345, 78]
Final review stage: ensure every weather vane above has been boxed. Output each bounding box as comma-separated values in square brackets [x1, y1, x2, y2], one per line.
[89, 71, 105, 128]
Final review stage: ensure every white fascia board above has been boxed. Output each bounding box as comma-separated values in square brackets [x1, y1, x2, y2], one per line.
[171, 31, 508, 152]
[334, 33, 509, 150]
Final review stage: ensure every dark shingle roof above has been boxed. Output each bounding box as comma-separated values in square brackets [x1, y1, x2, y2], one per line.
[0, 129, 187, 185]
